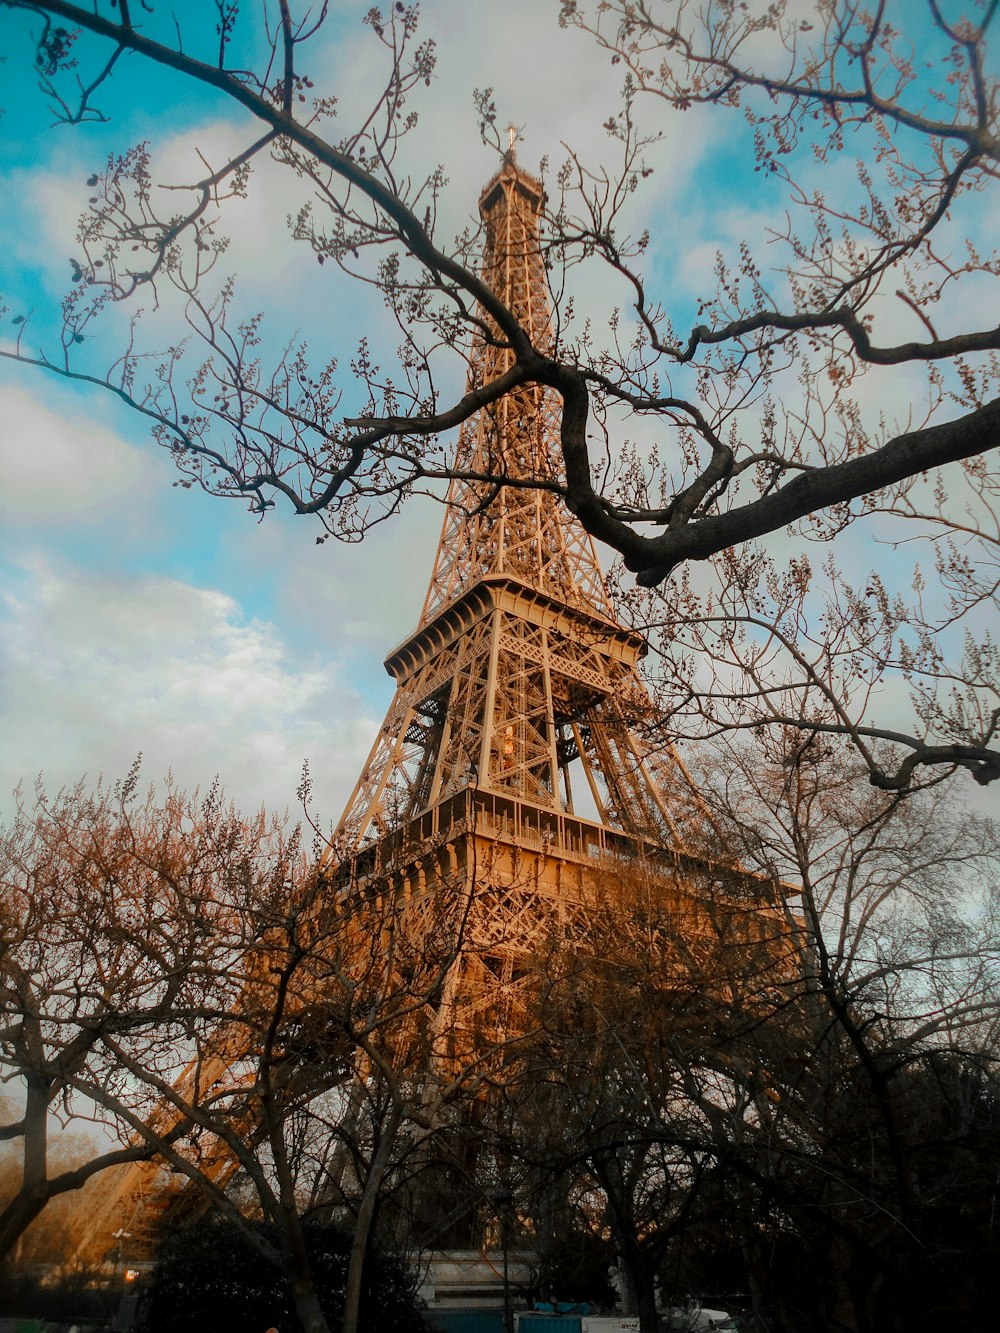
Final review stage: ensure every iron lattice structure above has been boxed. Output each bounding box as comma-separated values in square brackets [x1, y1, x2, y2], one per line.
[324, 155, 786, 1264]
[335, 154, 688, 859]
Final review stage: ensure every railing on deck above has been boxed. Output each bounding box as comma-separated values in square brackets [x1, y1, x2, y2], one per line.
[331, 787, 782, 911]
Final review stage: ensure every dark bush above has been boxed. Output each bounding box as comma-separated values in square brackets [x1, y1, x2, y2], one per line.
[136, 1216, 430, 1333]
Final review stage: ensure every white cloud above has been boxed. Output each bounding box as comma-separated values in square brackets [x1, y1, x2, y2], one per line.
[0, 383, 144, 517]
[0, 559, 377, 829]
[6, 2, 723, 444]
[219, 491, 443, 659]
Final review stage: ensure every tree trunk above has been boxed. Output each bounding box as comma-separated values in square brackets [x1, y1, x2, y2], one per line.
[616, 1238, 659, 1333]
[634, 1266, 659, 1333]
[341, 1099, 404, 1333]
[0, 1190, 49, 1262]
[0, 1068, 52, 1260]
[289, 1274, 334, 1333]
[825, 1234, 862, 1333]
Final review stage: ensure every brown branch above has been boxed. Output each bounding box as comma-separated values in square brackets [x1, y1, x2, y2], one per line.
[626, 396, 1000, 584]
[16, 0, 529, 355]
[677, 305, 999, 367]
[590, 0, 1000, 161]
[763, 716, 1000, 789]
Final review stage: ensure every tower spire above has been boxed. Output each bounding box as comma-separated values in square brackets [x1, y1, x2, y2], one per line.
[420, 152, 611, 624]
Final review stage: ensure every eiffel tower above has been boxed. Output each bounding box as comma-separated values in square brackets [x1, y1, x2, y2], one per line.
[63, 146, 779, 1287]
[328, 146, 702, 1043]
[321, 149, 735, 1281]
[333, 146, 693, 851]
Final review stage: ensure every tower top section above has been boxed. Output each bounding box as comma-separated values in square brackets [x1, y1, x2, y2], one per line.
[419, 153, 611, 623]
[332, 158, 684, 855]
[477, 146, 543, 221]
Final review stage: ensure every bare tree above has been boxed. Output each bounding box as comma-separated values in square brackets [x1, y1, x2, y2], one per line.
[509, 736, 1000, 1332]
[0, 0, 996, 789]
[694, 732, 1000, 1331]
[0, 769, 485, 1333]
[0, 768, 253, 1261]
[489, 848, 796, 1330]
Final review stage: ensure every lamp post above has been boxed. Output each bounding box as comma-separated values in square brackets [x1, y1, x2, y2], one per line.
[109, 1228, 131, 1329]
[493, 1185, 514, 1333]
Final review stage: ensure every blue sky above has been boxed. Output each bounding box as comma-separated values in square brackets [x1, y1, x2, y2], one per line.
[1, 1, 995, 827]
[0, 0, 700, 826]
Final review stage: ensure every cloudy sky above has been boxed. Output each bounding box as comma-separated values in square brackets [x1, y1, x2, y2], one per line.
[0, 2, 993, 828]
[0, 0, 691, 827]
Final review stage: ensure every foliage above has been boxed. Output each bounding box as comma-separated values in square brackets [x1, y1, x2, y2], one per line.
[0, 1266, 109, 1321]
[531, 1222, 619, 1311]
[136, 1216, 430, 1333]
[0, 768, 275, 1261]
[0, 769, 478, 1333]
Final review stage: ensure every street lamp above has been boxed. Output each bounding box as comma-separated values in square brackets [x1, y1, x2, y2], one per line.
[493, 1185, 514, 1333]
[109, 1229, 132, 1329]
